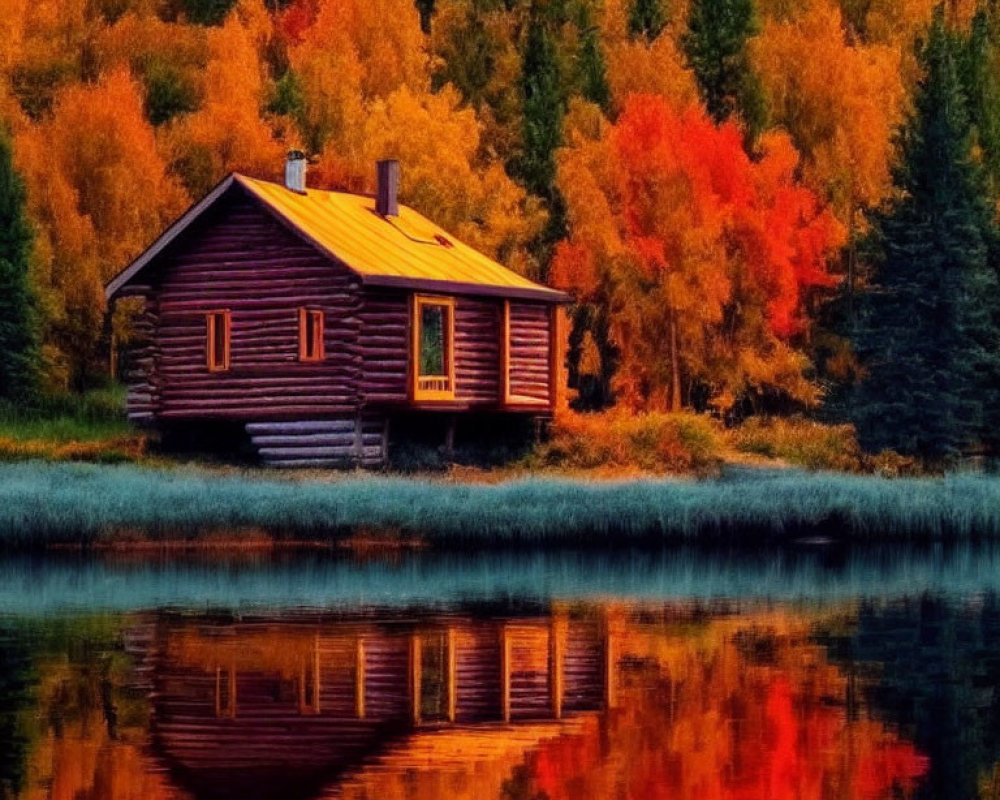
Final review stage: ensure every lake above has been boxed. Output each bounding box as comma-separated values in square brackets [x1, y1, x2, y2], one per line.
[1, 544, 999, 800]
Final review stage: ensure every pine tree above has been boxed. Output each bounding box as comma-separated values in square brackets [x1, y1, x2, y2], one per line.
[578, 26, 612, 115]
[0, 131, 37, 402]
[519, 12, 564, 200]
[850, 8, 1000, 463]
[959, 7, 1000, 198]
[628, 0, 667, 41]
[682, 0, 767, 145]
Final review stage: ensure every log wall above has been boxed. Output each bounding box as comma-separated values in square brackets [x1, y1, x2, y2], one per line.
[151, 187, 363, 420]
[507, 302, 552, 405]
[357, 291, 504, 407]
[455, 298, 501, 404]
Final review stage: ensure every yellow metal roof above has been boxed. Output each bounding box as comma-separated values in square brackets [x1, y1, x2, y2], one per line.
[235, 174, 565, 301]
[106, 173, 567, 302]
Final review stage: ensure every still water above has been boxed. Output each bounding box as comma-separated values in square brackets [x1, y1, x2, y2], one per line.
[1, 545, 1000, 800]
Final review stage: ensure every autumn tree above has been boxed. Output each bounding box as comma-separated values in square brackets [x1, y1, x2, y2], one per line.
[0, 131, 37, 401]
[314, 85, 547, 277]
[850, 8, 1000, 461]
[162, 5, 285, 197]
[683, 0, 767, 145]
[751, 0, 906, 319]
[429, 0, 524, 159]
[15, 69, 187, 387]
[553, 94, 842, 413]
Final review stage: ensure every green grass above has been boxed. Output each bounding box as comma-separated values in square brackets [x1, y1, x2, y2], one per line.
[1, 461, 999, 547]
[0, 388, 143, 463]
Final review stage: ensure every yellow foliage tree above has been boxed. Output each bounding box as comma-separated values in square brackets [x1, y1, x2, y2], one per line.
[752, 1, 906, 221]
[314, 85, 547, 277]
[161, 2, 285, 196]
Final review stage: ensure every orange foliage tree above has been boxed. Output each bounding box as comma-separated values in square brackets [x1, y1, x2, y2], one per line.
[553, 93, 843, 413]
[751, 1, 906, 252]
[161, 0, 286, 197]
[13, 69, 187, 387]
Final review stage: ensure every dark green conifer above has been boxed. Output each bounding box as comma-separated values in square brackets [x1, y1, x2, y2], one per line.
[0, 132, 37, 402]
[682, 0, 767, 145]
[851, 8, 1000, 462]
[578, 25, 612, 114]
[519, 13, 564, 200]
[628, 0, 667, 41]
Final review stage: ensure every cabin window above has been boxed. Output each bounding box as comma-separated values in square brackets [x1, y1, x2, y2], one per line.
[206, 310, 230, 372]
[299, 308, 325, 361]
[412, 295, 455, 400]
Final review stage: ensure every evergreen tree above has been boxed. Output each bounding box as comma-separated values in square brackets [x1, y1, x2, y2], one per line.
[682, 0, 767, 145]
[959, 7, 1000, 196]
[578, 25, 612, 115]
[628, 0, 667, 41]
[181, 0, 237, 25]
[850, 8, 1000, 462]
[519, 12, 565, 200]
[0, 132, 37, 402]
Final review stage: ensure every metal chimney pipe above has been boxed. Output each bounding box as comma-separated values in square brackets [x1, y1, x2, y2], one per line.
[285, 150, 307, 193]
[376, 159, 400, 217]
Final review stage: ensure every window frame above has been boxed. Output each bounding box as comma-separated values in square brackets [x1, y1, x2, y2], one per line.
[411, 294, 456, 402]
[298, 307, 325, 362]
[500, 299, 512, 405]
[206, 310, 231, 372]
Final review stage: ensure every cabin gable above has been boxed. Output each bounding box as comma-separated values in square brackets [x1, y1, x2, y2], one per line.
[140, 188, 363, 421]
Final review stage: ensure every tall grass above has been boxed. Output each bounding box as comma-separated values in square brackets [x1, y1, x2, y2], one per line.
[1, 462, 999, 547]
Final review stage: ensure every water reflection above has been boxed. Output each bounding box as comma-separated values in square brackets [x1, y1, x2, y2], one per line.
[4, 544, 1000, 800]
[8, 597, 992, 800]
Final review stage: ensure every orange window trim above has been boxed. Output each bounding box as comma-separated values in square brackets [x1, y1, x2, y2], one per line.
[500, 299, 511, 405]
[411, 294, 456, 402]
[206, 310, 231, 372]
[298, 307, 325, 361]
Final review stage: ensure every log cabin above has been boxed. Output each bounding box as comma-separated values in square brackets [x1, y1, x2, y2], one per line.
[105, 154, 569, 466]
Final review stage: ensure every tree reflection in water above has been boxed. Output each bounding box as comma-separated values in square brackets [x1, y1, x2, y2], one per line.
[0, 601, 955, 800]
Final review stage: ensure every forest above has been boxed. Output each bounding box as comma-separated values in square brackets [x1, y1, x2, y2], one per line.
[1, 0, 1000, 465]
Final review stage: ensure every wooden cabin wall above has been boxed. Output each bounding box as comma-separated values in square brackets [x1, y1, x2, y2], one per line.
[358, 290, 409, 404]
[507, 302, 552, 405]
[122, 298, 160, 422]
[455, 298, 501, 404]
[151, 191, 362, 420]
[358, 291, 503, 407]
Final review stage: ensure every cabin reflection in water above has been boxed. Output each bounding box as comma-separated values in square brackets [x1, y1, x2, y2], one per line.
[139, 610, 614, 800]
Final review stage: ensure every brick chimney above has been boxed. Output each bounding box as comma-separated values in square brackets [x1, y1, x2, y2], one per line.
[285, 150, 307, 193]
[376, 159, 400, 217]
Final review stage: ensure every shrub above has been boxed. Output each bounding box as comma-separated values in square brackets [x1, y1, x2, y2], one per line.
[528, 410, 724, 474]
[729, 416, 863, 472]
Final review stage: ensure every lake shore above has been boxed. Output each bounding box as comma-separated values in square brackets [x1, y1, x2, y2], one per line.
[2, 461, 998, 549]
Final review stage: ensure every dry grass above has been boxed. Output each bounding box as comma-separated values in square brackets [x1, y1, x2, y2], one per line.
[525, 409, 725, 475]
[727, 416, 920, 475]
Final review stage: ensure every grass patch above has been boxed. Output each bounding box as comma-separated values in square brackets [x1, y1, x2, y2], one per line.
[1, 461, 999, 548]
[526, 410, 725, 474]
[0, 387, 146, 463]
[727, 416, 919, 475]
